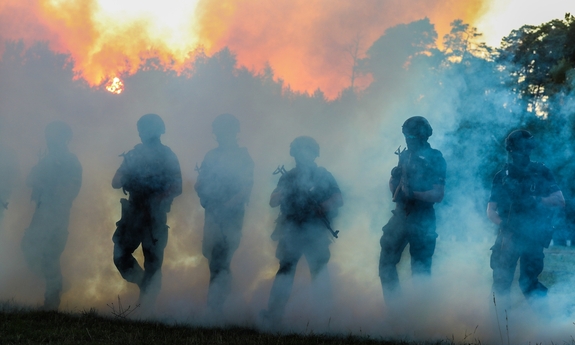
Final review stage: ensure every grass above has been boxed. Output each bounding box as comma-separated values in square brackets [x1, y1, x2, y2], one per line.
[0, 303, 471, 345]
[4, 245, 574, 344]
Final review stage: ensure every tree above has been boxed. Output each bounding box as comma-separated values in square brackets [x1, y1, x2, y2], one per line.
[498, 13, 575, 117]
[361, 18, 440, 89]
[442, 19, 494, 63]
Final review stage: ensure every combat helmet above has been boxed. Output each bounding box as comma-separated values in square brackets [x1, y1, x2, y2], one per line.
[212, 113, 240, 137]
[505, 129, 535, 153]
[402, 116, 432, 139]
[45, 121, 73, 146]
[137, 114, 165, 140]
[290, 136, 320, 158]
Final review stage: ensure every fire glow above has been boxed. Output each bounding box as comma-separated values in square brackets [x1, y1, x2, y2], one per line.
[3, 0, 568, 97]
[105, 77, 124, 94]
[0, 0, 493, 97]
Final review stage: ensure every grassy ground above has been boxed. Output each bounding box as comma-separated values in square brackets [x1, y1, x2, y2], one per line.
[0, 305, 468, 345]
[4, 245, 573, 344]
[539, 244, 575, 287]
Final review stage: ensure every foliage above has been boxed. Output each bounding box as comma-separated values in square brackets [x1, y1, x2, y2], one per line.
[498, 13, 575, 116]
[442, 19, 494, 63]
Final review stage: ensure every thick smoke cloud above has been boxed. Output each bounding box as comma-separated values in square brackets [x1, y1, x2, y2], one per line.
[1, 19, 575, 345]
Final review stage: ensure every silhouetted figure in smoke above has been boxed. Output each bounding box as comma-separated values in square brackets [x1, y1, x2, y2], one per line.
[21, 121, 82, 310]
[112, 114, 182, 311]
[261, 136, 343, 324]
[195, 114, 254, 313]
[379, 116, 445, 302]
[487, 129, 564, 302]
[0, 131, 18, 229]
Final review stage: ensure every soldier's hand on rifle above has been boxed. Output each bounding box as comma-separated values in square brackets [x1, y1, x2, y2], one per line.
[401, 183, 414, 199]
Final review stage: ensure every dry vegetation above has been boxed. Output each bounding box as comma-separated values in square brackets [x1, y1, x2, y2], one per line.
[0, 302, 474, 345]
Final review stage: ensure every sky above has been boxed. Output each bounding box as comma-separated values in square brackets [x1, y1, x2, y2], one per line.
[1, 0, 572, 98]
[476, 0, 575, 47]
[0, 0, 575, 98]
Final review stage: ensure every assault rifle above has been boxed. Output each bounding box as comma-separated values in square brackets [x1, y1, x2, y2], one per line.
[273, 165, 340, 238]
[391, 146, 410, 202]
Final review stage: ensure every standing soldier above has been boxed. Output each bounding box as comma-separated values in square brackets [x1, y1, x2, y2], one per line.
[0, 131, 18, 229]
[195, 113, 254, 313]
[379, 116, 446, 301]
[21, 121, 82, 310]
[112, 114, 182, 310]
[487, 129, 564, 302]
[261, 136, 343, 324]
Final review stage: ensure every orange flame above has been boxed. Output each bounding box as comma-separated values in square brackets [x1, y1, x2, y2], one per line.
[0, 0, 489, 98]
[105, 77, 124, 94]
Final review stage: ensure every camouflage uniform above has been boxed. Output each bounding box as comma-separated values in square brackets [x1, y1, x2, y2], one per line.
[379, 142, 446, 297]
[489, 162, 560, 298]
[266, 163, 341, 321]
[195, 144, 254, 311]
[112, 141, 182, 304]
[21, 123, 82, 310]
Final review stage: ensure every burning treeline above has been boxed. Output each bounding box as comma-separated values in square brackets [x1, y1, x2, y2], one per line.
[1, 6, 575, 345]
[0, 0, 486, 98]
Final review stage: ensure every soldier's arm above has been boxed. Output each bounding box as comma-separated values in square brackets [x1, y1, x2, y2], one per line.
[269, 188, 282, 208]
[541, 190, 565, 208]
[170, 170, 183, 198]
[389, 176, 398, 194]
[389, 166, 401, 194]
[164, 171, 182, 200]
[270, 172, 289, 208]
[408, 150, 445, 203]
[59, 158, 83, 202]
[163, 151, 182, 199]
[112, 169, 123, 189]
[487, 202, 502, 225]
[412, 184, 444, 203]
[320, 192, 343, 213]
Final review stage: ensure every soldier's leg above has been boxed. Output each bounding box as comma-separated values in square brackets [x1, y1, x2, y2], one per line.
[207, 213, 243, 311]
[112, 212, 145, 286]
[305, 237, 332, 314]
[42, 252, 63, 310]
[490, 232, 519, 299]
[113, 238, 144, 286]
[379, 212, 408, 298]
[265, 236, 302, 322]
[518, 243, 547, 299]
[140, 223, 169, 305]
[409, 238, 436, 276]
[43, 231, 69, 311]
[21, 229, 43, 276]
[307, 244, 330, 280]
[407, 209, 437, 276]
[207, 240, 232, 311]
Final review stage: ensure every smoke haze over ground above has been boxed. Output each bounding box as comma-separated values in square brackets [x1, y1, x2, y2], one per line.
[1, 8, 575, 345]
